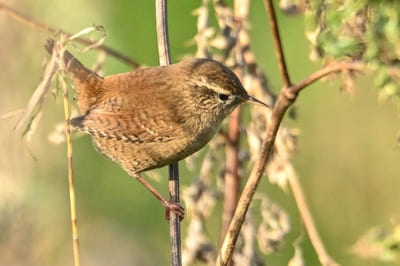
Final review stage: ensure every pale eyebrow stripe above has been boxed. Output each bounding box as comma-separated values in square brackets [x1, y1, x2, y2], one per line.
[192, 77, 231, 95]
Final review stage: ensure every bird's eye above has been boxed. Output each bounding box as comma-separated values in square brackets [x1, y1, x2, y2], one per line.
[218, 93, 230, 101]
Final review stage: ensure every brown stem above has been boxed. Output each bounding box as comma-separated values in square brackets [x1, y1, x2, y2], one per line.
[220, 107, 241, 248]
[261, 2, 362, 265]
[218, 2, 251, 265]
[155, 1, 182, 266]
[217, 0, 366, 263]
[216, 59, 363, 265]
[290, 61, 364, 95]
[0, 4, 140, 68]
[286, 63, 363, 266]
[263, 0, 291, 88]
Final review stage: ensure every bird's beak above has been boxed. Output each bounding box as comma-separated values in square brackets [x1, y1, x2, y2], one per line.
[244, 94, 269, 108]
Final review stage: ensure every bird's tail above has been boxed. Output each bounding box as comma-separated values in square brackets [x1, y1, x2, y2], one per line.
[44, 39, 103, 112]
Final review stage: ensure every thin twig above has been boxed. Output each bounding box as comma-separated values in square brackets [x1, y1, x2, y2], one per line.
[58, 45, 81, 266]
[14, 54, 57, 131]
[63, 84, 81, 266]
[286, 165, 338, 265]
[263, 0, 291, 88]
[0, 109, 24, 120]
[273, 126, 338, 265]
[290, 61, 364, 95]
[0, 3, 140, 68]
[155, 1, 182, 266]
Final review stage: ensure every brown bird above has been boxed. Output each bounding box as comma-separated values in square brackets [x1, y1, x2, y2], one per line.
[45, 39, 268, 219]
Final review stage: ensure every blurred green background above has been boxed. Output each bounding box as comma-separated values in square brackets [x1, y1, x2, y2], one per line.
[1, 1, 399, 265]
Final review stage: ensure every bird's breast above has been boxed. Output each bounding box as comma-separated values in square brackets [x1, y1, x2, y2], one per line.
[180, 113, 222, 155]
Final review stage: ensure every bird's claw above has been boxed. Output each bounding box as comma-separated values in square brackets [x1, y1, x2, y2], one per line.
[165, 201, 185, 221]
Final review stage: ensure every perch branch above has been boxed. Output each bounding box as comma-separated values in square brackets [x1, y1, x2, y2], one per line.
[155, 1, 182, 266]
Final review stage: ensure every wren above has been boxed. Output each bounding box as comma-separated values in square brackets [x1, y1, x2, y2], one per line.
[45, 39, 268, 219]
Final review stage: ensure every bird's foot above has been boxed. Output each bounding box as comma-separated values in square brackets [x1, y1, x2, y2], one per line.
[164, 201, 185, 221]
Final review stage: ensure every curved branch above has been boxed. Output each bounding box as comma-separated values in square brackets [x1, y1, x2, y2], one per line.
[289, 61, 364, 95]
[217, 1, 357, 265]
[217, 58, 364, 265]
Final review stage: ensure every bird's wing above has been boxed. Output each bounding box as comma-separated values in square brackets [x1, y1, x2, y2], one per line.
[70, 97, 186, 144]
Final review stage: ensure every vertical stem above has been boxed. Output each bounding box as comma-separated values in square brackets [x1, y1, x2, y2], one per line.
[169, 164, 182, 264]
[220, 107, 241, 249]
[156, 0, 171, 66]
[155, 1, 182, 266]
[263, 0, 291, 88]
[62, 76, 81, 266]
[218, 1, 249, 263]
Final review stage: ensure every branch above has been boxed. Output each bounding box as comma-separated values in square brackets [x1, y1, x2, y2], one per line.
[217, 0, 367, 264]
[155, 1, 182, 266]
[216, 61, 365, 264]
[263, 0, 291, 87]
[287, 165, 338, 265]
[290, 61, 364, 95]
[286, 61, 362, 266]
[0, 4, 140, 68]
